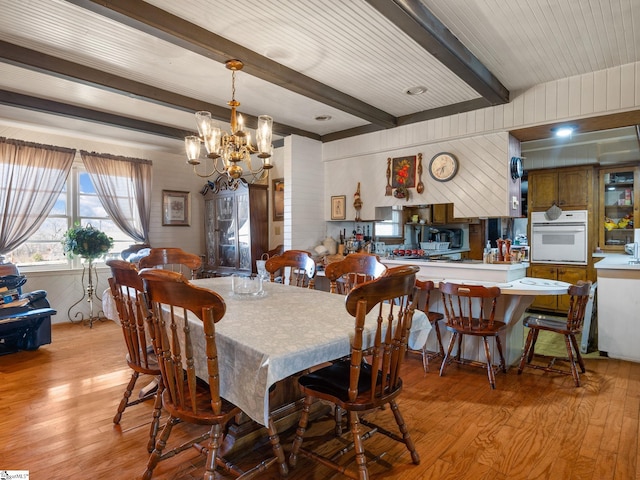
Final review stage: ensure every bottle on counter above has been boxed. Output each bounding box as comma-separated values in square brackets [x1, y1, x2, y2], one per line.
[483, 241, 491, 263]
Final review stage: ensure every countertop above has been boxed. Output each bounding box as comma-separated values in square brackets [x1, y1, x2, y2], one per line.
[383, 257, 529, 283]
[594, 254, 640, 270]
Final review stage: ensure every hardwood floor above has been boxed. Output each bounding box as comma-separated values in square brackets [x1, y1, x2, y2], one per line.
[0, 321, 637, 480]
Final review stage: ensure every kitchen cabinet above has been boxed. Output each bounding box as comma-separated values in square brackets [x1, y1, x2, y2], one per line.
[528, 264, 587, 312]
[598, 165, 640, 252]
[431, 203, 475, 224]
[201, 176, 269, 276]
[528, 166, 594, 211]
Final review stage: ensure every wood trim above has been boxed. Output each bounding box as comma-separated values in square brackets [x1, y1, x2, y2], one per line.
[66, 0, 397, 129]
[366, 0, 509, 105]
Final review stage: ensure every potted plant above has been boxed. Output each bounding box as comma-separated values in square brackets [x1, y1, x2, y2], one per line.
[62, 223, 114, 261]
[62, 224, 114, 327]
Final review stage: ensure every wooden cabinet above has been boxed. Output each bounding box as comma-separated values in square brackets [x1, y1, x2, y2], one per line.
[431, 203, 474, 224]
[528, 166, 594, 211]
[528, 264, 587, 312]
[598, 165, 640, 252]
[202, 176, 269, 276]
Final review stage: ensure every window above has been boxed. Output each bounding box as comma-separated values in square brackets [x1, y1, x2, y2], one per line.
[374, 206, 402, 238]
[7, 164, 134, 268]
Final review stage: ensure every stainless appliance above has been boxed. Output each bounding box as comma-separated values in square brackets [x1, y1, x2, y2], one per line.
[530, 210, 588, 264]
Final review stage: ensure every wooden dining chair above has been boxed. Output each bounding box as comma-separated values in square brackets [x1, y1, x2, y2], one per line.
[106, 259, 163, 453]
[138, 268, 288, 480]
[289, 265, 421, 480]
[408, 279, 446, 372]
[138, 247, 202, 279]
[324, 252, 387, 295]
[264, 249, 315, 288]
[439, 282, 506, 389]
[517, 281, 592, 387]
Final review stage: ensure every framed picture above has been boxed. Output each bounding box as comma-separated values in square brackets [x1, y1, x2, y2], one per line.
[272, 178, 285, 221]
[162, 190, 190, 226]
[331, 195, 346, 220]
[391, 155, 417, 188]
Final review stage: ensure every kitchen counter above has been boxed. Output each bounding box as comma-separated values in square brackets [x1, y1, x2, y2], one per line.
[593, 253, 640, 270]
[383, 257, 528, 283]
[418, 248, 469, 257]
[594, 254, 640, 362]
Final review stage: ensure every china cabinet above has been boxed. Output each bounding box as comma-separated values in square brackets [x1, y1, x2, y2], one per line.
[598, 164, 640, 252]
[201, 176, 269, 276]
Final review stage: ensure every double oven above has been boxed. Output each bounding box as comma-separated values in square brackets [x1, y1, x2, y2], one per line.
[530, 210, 588, 265]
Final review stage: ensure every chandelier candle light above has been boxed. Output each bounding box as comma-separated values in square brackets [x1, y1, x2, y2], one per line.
[185, 59, 274, 182]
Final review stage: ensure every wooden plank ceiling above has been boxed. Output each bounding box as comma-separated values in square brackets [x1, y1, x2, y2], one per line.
[0, 0, 637, 147]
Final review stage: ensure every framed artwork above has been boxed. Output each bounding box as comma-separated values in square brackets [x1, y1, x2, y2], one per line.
[162, 190, 190, 226]
[331, 195, 346, 220]
[272, 178, 285, 221]
[391, 155, 417, 188]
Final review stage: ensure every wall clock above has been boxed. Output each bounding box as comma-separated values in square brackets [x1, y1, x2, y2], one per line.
[510, 156, 523, 180]
[428, 152, 458, 182]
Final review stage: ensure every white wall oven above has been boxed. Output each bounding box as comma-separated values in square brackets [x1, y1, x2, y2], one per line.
[530, 210, 588, 265]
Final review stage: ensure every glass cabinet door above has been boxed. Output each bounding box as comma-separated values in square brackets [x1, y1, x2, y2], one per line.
[215, 195, 237, 267]
[600, 167, 637, 251]
[236, 192, 251, 270]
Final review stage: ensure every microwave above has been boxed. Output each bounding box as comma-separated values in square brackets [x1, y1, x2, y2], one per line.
[530, 210, 588, 265]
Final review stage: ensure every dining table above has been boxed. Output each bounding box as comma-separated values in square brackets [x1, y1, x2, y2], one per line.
[104, 276, 431, 427]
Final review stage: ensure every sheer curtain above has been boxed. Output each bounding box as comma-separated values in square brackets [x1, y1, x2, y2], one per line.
[0, 138, 75, 255]
[80, 151, 152, 244]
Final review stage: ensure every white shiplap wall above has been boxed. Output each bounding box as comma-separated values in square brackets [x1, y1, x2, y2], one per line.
[284, 135, 324, 251]
[324, 132, 520, 220]
[324, 60, 640, 177]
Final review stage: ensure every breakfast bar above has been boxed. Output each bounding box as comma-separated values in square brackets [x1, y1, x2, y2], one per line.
[383, 258, 570, 365]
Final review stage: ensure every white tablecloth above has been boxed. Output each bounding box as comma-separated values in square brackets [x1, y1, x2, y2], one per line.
[193, 278, 429, 425]
[105, 277, 430, 426]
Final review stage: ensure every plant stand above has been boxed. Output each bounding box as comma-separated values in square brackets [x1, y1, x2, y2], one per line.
[67, 260, 105, 328]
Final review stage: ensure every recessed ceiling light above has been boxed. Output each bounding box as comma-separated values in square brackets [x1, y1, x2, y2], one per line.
[405, 86, 428, 95]
[552, 125, 577, 138]
[315, 115, 332, 121]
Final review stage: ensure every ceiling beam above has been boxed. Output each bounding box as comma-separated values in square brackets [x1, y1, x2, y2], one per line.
[65, 0, 398, 129]
[322, 98, 493, 143]
[366, 0, 509, 105]
[0, 89, 192, 140]
[0, 40, 319, 141]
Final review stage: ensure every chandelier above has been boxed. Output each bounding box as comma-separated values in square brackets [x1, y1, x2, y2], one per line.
[184, 59, 274, 182]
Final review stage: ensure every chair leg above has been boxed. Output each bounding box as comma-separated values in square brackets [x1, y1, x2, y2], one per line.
[518, 329, 535, 374]
[482, 336, 496, 389]
[569, 333, 586, 373]
[494, 334, 507, 373]
[434, 321, 445, 357]
[455, 333, 463, 361]
[389, 399, 420, 464]
[564, 334, 581, 387]
[439, 332, 458, 377]
[266, 417, 288, 477]
[143, 416, 179, 480]
[348, 411, 369, 480]
[114, 370, 139, 424]
[147, 377, 164, 453]
[203, 424, 223, 480]
[289, 395, 313, 468]
[527, 329, 540, 363]
[420, 344, 429, 373]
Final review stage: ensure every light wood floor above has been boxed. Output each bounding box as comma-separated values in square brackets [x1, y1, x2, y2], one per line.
[0, 321, 637, 480]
